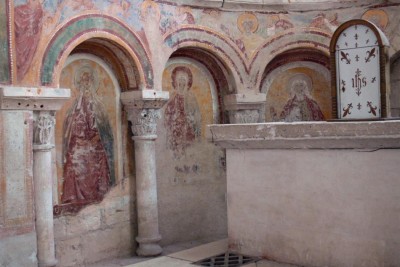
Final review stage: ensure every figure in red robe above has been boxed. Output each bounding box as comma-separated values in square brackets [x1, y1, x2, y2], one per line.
[164, 66, 201, 158]
[54, 66, 114, 215]
[278, 73, 325, 122]
[14, 0, 43, 80]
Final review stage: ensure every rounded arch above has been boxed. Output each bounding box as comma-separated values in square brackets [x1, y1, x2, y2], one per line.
[251, 29, 331, 91]
[40, 14, 152, 89]
[163, 26, 247, 93]
[166, 47, 233, 124]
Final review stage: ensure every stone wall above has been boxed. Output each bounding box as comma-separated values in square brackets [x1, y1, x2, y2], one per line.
[54, 182, 135, 267]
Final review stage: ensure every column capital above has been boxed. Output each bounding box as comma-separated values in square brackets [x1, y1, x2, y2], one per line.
[33, 111, 56, 151]
[121, 90, 169, 138]
[0, 86, 70, 111]
[224, 93, 266, 124]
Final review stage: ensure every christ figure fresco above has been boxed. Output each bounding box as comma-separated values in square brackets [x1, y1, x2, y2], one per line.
[57, 66, 114, 214]
[165, 66, 201, 158]
[272, 73, 325, 122]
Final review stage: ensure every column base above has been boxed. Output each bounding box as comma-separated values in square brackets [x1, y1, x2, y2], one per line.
[136, 235, 162, 256]
[38, 258, 58, 267]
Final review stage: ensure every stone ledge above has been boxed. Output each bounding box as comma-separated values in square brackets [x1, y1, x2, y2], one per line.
[0, 86, 70, 110]
[207, 120, 400, 149]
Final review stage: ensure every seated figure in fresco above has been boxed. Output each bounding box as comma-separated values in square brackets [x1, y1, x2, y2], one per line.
[164, 66, 201, 158]
[274, 73, 325, 122]
[55, 66, 114, 215]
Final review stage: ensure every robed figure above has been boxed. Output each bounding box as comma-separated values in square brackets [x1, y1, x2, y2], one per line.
[165, 66, 201, 158]
[55, 66, 114, 215]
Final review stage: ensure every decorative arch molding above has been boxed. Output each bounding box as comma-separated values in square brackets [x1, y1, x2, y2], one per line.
[164, 26, 247, 92]
[40, 14, 152, 89]
[251, 29, 331, 91]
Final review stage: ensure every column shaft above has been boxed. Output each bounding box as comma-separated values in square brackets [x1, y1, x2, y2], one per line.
[33, 147, 57, 267]
[134, 137, 162, 256]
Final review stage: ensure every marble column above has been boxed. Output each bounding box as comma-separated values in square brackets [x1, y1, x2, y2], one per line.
[121, 90, 169, 256]
[33, 111, 57, 267]
[224, 93, 267, 123]
[0, 87, 70, 267]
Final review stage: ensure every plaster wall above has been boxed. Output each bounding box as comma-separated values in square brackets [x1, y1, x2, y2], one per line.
[227, 148, 400, 266]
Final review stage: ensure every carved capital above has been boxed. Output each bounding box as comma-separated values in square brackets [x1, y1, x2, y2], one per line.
[228, 109, 260, 124]
[224, 93, 266, 124]
[121, 90, 169, 139]
[127, 108, 161, 138]
[33, 111, 55, 149]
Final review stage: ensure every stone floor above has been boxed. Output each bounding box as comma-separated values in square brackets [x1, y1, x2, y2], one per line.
[88, 239, 299, 267]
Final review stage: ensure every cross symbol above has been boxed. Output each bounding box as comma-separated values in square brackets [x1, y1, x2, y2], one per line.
[354, 33, 358, 40]
[357, 103, 362, 110]
[355, 55, 360, 62]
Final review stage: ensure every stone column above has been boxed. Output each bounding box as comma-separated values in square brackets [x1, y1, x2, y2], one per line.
[224, 93, 266, 123]
[33, 111, 57, 267]
[0, 86, 70, 267]
[121, 90, 169, 256]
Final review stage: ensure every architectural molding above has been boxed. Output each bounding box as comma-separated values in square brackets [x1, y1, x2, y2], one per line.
[207, 120, 400, 149]
[0, 87, 70, 111]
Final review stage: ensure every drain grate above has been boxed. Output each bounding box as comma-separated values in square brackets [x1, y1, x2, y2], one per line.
[192, 252, 259, 267]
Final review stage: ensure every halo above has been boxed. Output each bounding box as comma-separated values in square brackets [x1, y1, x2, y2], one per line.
[287, 73, 312, 94]
[74, 65, 99, 93]
[362, 9, 388, 30]
[237, 12, 259, 33]
[140, 0, 161, 22]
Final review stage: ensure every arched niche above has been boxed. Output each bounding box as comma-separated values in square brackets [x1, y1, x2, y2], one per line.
[53, 53, 126, 215]
[156, 48, 228, 245]
[330, 19, 390, 119]
[260, 48, 331, 122]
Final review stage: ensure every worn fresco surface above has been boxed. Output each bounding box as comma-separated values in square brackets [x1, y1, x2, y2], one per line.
[0, 0, 10, 83]
[265, 67, 331, 122]
[157, 59, 226, 244]
[54, 55, 120, 215]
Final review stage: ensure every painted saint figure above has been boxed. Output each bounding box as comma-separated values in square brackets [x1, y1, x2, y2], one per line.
[274, 73, 325, 122]
[14, 0, 43, 80]
[59, 66, 114, 212]
[165, 66, 201, 157]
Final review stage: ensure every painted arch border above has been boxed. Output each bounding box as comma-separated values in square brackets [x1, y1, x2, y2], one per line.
[40, 14, 153, 89]
[251, 29, 332, 92]
[164, 26, 247, 93]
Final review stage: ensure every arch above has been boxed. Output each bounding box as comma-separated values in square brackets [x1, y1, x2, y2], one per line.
[168, 48, 232, 123]
[164, 26, 247, 93]
[251, 29, 331, 91]
[40, 14, 152, 89]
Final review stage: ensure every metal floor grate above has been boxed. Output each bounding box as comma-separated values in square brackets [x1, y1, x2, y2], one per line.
[192, 252, 259, 267]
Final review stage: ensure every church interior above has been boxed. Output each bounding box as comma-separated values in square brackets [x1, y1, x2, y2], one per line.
[1, 0, 400, 266]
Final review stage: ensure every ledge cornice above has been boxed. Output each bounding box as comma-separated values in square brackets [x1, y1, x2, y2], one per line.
[0, 87, 70, 111]
[207, 120, 400, 149]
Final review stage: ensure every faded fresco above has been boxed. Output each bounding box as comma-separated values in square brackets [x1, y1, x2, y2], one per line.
[54, 57, 118, 215]
[164, 66, 201, 157]
[163, 62, 216, 158]
[266, 69, 331, 122]
[0, 0, 9, 83]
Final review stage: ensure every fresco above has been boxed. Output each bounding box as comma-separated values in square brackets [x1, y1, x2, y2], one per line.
[362, 9, 389, 31]
[54, 56, 119, 215]
[163, 62, 216, 159]
[266, 68, 331, 122]
[0, 0, 9, 83]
